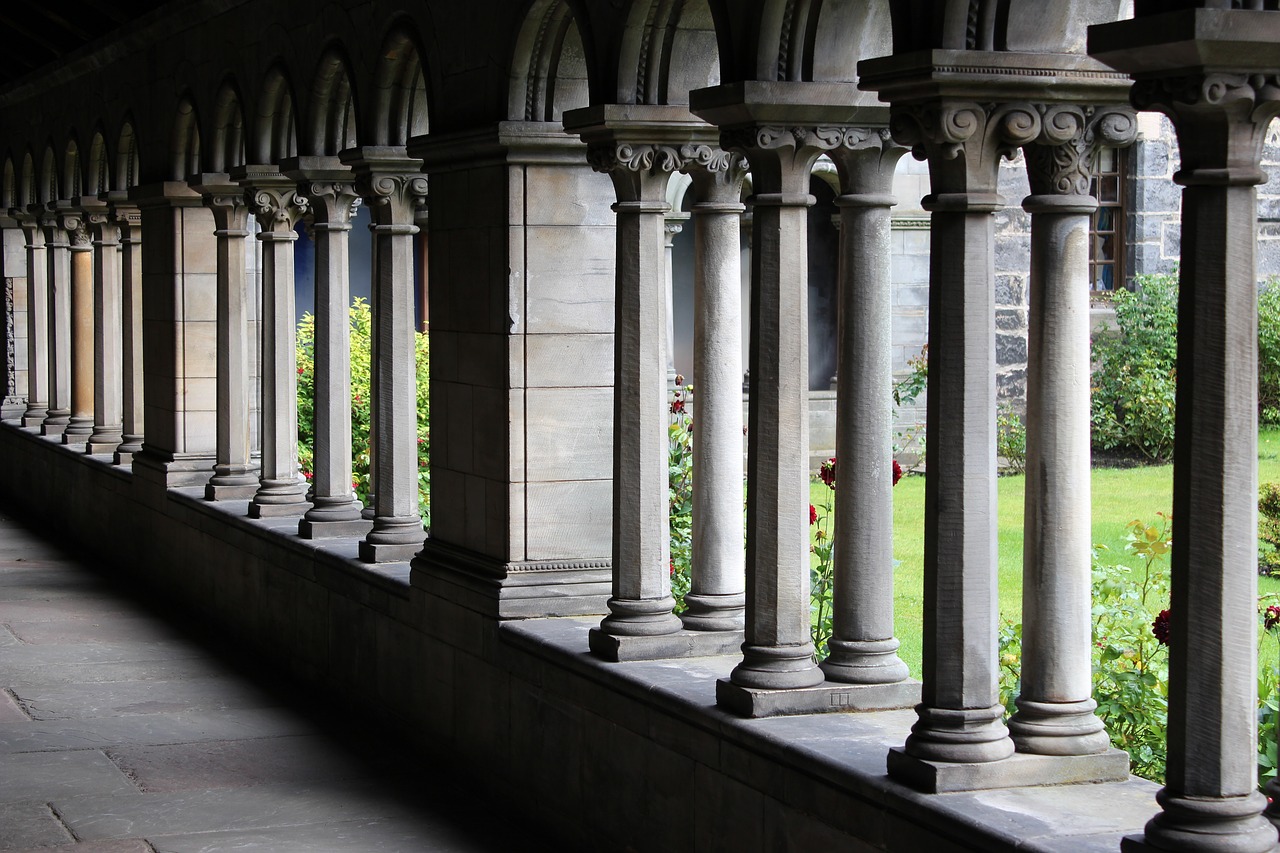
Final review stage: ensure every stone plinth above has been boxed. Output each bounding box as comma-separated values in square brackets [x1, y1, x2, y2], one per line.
[716, 677, 921, 719]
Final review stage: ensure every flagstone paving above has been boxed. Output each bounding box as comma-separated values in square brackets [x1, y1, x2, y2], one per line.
[0, 506, 561, 852]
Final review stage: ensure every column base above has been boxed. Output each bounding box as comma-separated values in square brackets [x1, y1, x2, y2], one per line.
[588, 627, 742, 661]
[1, 398, 25, 421]
[113, 449, 136, 467]
[820, 637, 911, 685]
[358, 539, 422, 563]
[716, 675, 920, 718]
[131, 450, 216, 489]
[248, 500, 309, 519]
[1008, 697, 1111, 756]
[299, 517, 373, 539]
[61, 434, 89, 452]
[86, 427, 123, 455]
[22, 412, 47, 429]
[304, 496, 364, 524]
[598, 596, 683, 637]
[63, 417, 93, 440]
[729, 642, 824, 689]
[1122, 791, 1276, 853]
[901, 703, 1017, 764]
[86, 439, 121, 455]
[206, 481, 260, 501]
[887, 746, 1130, 794]
[40, 421, 67, 437]
[680, 591, 745, 631]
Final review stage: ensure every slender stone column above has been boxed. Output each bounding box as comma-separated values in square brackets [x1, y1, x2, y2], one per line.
[680, 145, 747, 632]
[234, 167, 310, 518]
[190, 176, 257, 500]
[13, 213, 47, 428]
[110, 200, 143, 465]
[884, 101, 1039, 765]
[61, 214, 95, 446]
[819, 130, 911, 686]
[85, 204, 124, 454]
[662, 219, 683, 388]
[573, 127, 685, 648]
[715, 123, 848, 691]
[283, 158, 366, 537]
[1010, 106, 1136, 757]
[40, 207, 72, 436]
[341, 148, 426, 562]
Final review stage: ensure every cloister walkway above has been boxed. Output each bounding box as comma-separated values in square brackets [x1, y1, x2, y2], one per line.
[0, 504, 560, 852]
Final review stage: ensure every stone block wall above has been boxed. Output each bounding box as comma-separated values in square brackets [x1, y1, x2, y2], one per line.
[2, 227, 25, 417]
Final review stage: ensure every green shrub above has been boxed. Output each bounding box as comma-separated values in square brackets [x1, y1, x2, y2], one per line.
[297, 298, 430, 526]
[668, 382, 693, 610]
[1090, 273, 1178, 460]
[996, 403, 1026, 475]
[1260, 281, 1280, 426]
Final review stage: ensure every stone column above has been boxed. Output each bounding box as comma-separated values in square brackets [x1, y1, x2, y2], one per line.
[61, 213, 95, 446]
[883, 101, 1034, 769]
[819, 130, 912, 689]
[189, 176, 258, 500]
[40, 207, 72, 436]
[235, 166, 309, 518]
[1009, 106, 1136, 758]
[283, 158, 367, 537]
[110, 200, 143, 465]
[564, 108, 693, 656]
[85, 204, 124, 455]
[340, 148, 426, 562]
[662, 218, 683, 388]
[13, 212, 47, 428]
[679, 144, 747, 633]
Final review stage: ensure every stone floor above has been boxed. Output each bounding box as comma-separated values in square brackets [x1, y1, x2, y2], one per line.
[0, 504, 562, 852]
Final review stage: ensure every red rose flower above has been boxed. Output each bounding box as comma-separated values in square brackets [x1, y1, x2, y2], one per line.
[819, 458, 836, 490]
[1152, 609, 1171, 646]
[892, 459, 903, 486]
[809, 504, 817, 525]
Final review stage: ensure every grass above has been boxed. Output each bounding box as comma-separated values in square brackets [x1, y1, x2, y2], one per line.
[812, 427, 1280, 676]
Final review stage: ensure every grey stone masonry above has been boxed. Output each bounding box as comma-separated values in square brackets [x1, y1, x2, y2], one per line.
[1093, 8, 1280, 853]
[340, 148, 427, 563]
[189, 175, 258, 501]
[0, 222, 23, 422]
[235, 166, 310, 519]
[40, 206, 71, 436]
[108, 197, 143, 466]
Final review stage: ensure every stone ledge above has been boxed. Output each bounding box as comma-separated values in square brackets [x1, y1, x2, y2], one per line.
[716, 676, 921, 718]
[888, 745, 1131, 793]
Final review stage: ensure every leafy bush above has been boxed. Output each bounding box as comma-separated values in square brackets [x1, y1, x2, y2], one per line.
[297, 298, 430, 525]
[1260, 281, 1280, 426]
[1261, 483, 1280, 576]
[996, 403, 1026, 475]
[893, 344, 927, 470]
[669, 382, 693, 610]
[1090, 273, 1178, 461]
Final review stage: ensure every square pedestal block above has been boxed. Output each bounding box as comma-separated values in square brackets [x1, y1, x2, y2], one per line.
[716, 677, 921, 718]
[887, 746, 1131, 793]
[588, 627, 743, 662]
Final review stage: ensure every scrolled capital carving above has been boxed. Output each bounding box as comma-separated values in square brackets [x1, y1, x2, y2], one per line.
[354, 172, 427, 225]
[677, 143, 747, 204]
[246, 186, 309, 232]
[586, 142, 683, 176]
[305, 181, 361, 227]
[888, 101, 1041, 194]
[1023, 104, 1137, 197]
[1132, 72, 1280, 184]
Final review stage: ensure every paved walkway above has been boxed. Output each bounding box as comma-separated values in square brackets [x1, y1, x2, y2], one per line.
[0, 505, 560, 852]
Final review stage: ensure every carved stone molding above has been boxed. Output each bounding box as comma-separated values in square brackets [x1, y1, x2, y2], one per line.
[58, 214, 90, 250]
[1132, 72, 1280, 185]
[305, 182, 361, 228]
[84, 211, 121, 245]
[1022, 105, 1138, 197]
[353, 172, 427, 226]
[678, 143, 748, 204]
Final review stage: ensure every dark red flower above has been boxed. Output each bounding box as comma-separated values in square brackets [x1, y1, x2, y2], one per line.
[892, 459, 903, 486]
[1152, 609, 1171, 646]
[671, 398, 685, 415]
[1266, 605, 1280, 632]
[669, 559, 675, 577]
[819, 458, 836, 490]
[809, 504, 817, 525]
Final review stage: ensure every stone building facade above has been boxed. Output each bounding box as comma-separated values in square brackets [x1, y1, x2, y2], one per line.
[0, 2, 1278, 852]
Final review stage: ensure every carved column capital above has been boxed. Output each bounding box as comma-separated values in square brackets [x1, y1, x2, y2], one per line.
[1133, 72, 1280, 186]
[351, 172, 426, 228]
[889, 102, 1044, 196]
[1022, 104, 1137, 198]
[678, 144, 747, 207]
[85, 211, 120, 246]
[586, 141, 682, 205]
[825, 127, 910, 199]
[245, 184, 308, 235]
[58, 212, 90, 251]
[305, 181, 361, 230]
[720, 124, 887, 197]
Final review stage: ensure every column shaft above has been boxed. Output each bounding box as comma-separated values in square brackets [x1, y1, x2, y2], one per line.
[115, 210, 143, 463]
[64, 227, 95, 443]
[42, 216, 71, 434]
[19, 220, 47, 427]
[87, 212, 123, 454]
[683, 188, 746, 631]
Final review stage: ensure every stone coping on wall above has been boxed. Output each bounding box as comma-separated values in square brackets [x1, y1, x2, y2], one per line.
[0, 419, 1161, 852]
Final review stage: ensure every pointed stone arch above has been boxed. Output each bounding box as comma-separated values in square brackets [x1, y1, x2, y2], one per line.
[39, 143, 59, 204]
[19, 150, 35, 209]
[306, 44, 359, 156]
[209, 79, 247, 174]
[86, 127, 110, 197]
[508, 0, 589, 121]
[617, 0, 720, 104]
[253, 64, 298, 164]
[369, 22, 429, 146]
[2, 155, 15, 211]
[63, 135, 83, 200]
[170, 95, 202, 181]
[114, 117, 141, 192]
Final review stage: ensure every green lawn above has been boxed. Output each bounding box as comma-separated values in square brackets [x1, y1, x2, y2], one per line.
[812, 428, 1280, 676]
